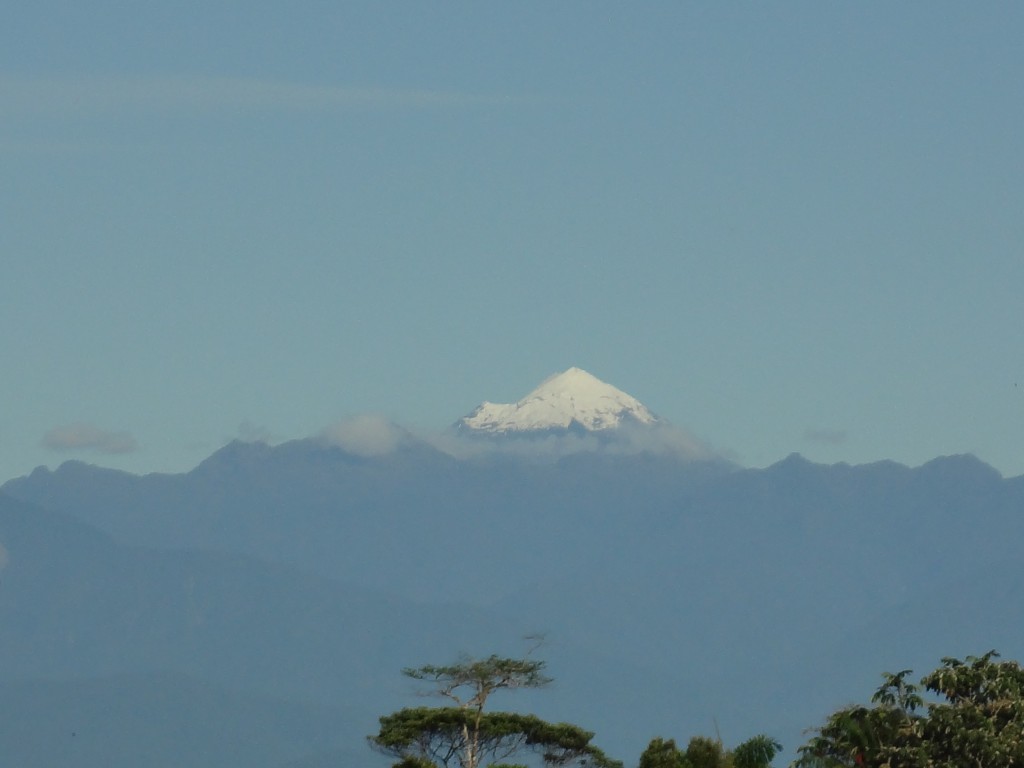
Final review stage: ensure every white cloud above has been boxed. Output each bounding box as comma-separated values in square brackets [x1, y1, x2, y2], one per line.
[320, 415, 406, 457]
[0, 75, 514, 116]
[431, 421, 717, 462]
[41, 423, 139, 454]
[612, 421, 716, 459]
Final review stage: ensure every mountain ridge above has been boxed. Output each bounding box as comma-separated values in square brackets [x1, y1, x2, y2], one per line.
[3, 403, 1022, 768]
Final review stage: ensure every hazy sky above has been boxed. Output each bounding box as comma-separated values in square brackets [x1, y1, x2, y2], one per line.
[3, 2, 1023, 481]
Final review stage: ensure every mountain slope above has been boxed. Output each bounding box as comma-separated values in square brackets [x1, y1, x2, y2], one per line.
[0, 492, 540, 768]
[2, 440, 730, 603]
[4, 448, 1023, 762]
[0, 672, 368, 768]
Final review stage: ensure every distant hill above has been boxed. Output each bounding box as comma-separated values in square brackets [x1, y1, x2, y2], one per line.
[0, 671, 365, 768]
[3, 443, 1023, 765]
[0, 492, 525, 768]
[2, 437, 734, 603]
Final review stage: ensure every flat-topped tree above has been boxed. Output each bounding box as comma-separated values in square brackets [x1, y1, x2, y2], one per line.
[370, 653, 621, 768]
[405, 654, 554, 713]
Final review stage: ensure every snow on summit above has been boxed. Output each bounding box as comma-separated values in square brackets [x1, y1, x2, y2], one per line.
[459, 367, 658, 435]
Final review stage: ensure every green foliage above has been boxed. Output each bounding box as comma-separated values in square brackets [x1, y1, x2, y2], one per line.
[684, 736, 725, 768]
[394, 758, 438, 768]
[731, 735, 782, 768]
[794, 651, 1024, 768]
[638, 737, 688, 768]
[404, 654, 553, 710]
[639, 732, 781, 768]
[372, 707, 618, 768]
[371, 653, 620, 768]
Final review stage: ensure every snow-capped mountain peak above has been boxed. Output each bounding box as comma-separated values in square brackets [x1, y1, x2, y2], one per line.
[458, 367, 658, 435]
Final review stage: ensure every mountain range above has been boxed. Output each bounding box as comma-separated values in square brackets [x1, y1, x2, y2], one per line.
[2, 368, 1022, 767]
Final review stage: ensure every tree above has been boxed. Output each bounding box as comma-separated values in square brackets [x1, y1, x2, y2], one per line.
[638, 733, 781, 768]
[731, 735, 782, 768]
[795, 651, 1024, 768]
[638, 737, 688, 768]
[685, 736, 725, 768]
[370, 653, 621, 768]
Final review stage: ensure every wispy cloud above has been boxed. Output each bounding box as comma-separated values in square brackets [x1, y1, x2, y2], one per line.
[0, 75, 515, 116]
[234, 420, 279, 445]
[320, 415, 408, 457]
[41, 422, 139, 454]
[0, 139, 89, 154]
[803, 427, 849, 445]
[432, 421, 717, 462]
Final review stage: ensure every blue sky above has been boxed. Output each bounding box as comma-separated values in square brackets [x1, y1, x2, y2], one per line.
[2, 2, 1023, 480]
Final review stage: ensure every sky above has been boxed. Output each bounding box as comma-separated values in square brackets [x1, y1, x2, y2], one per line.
[2, 2, 1023, 482]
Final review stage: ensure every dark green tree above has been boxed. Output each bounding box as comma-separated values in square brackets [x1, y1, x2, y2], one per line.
[731, 735, 782, 768]
[638, 733, 781, 768]
[638, 737, 688, 768]
[684, 736, 725, 768]
[795, 651, 1024, 768]
[370, 653, 621, 768]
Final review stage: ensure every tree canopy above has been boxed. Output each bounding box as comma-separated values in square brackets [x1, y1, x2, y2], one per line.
[403, 654, 553, 712]
[370, 653, 621, 768]
[638, 733, 781, 768]
[795, 651, 1024, 767]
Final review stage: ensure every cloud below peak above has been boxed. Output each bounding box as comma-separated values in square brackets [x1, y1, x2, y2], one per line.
[41, 423, 139, 455]
[320, 415, 407, 457]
